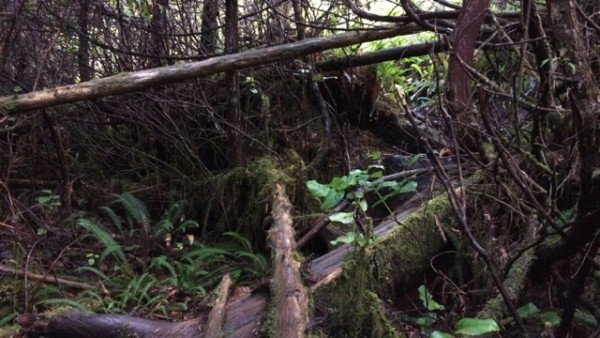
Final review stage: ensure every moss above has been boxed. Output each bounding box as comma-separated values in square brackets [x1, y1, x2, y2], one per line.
[374, 194, 451, 293]
[327, 245, 403, 338]
[191, 153, 307, 249]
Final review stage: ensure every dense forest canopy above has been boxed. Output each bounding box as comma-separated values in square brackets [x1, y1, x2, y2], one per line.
[1, 0, 600, 337]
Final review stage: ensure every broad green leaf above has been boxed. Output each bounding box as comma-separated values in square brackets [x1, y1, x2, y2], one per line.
[517, 302, 540, 318]
[376, 181, 400, 191]
[430, 331, 454, 338]
[329, 176, 351, 190]
[329, 212, 355, 224]
[306, 180, 330, 197]
[540, 311, 561, 326]
[347, 190, 364, 199]
[400, 180, 418, 193]
[369, 171, 383, 179]
[358, 199, 368, 212]
[330, 232, 357, 245]
[418, 285, 445, 311]
[415, 315, 436, 327]
[408, 153, 426, 167]
[454, 318, 499, 335]
[321, 189, 344, 210]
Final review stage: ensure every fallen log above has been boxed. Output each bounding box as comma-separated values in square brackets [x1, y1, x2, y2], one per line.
[308, 191, 450, 289]
[269, 182, 309, 338]
[19, 289, 268, 338]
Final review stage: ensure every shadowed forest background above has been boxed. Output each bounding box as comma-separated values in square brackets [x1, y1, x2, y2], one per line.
[1, 0, 600, 337]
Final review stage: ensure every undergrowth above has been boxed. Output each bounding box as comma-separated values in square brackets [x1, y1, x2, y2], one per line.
[33, 192, 269, 317]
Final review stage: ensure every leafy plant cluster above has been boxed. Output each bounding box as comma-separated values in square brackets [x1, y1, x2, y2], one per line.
[306, 165, 417, 246]
[412, 285, 500, 337]
[39, 193, 268, 316]
[367, 34, 440, 107]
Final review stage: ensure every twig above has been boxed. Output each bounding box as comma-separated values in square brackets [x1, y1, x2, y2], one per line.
[0, 264, 99, 292]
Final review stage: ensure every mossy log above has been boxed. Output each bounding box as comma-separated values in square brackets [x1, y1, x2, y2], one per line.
[268, 182, 309, 338]
[308, 192, 452, 290]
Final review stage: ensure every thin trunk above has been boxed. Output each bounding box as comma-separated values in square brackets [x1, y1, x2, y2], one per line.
[225, 0, 241, 165]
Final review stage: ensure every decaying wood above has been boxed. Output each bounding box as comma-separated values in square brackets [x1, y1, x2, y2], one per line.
[0, 24, 422, 115]
[204, 274, 233, 338]
[269, 182, 309, 338]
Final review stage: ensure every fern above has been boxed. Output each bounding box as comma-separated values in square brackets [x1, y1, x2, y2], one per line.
[77, 218, 133, 276]
[99, 206, 125, 235]
[115, 192, 151, 235]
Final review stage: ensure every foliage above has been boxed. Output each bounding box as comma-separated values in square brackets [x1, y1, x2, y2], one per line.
[307, 165, 417, 246]
[412, 285, 499, 337]
[367, 34, 440, 106]
[63, 194, 268, 315]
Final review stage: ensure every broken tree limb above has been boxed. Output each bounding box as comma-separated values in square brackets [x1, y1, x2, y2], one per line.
[269, 182, 309, 338]
[204, 274, 233, 338]
[0, 24, 422, 115]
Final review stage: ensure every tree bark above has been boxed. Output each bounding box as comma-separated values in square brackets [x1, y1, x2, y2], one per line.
[200, 0, 219, 55]
[225, 0, 242, 165]
[446, 0, 491, 117]
[204, 274, 233, 338]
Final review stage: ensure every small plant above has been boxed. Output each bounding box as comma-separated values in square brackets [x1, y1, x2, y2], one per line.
[306, 166, 417, 247]
[34, 189, 61, 209]
[412, 285, 500, 337]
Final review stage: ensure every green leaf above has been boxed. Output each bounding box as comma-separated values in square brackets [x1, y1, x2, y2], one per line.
[517, 302, 540, 319]
[430, 331, 454, 338]
[376, 181, 400, 191]
[454, 318, 499, 335]
[329, 212, 355, 224]
[540, 311, 561, 326]
[306, 180, 330, 198]
[330, 232, 356, 245]
[400, 180, 418, 193]
[418, 285, 445, 311]
[321, 189, 344, 210]
[330, 172, 358, 191]
[358, 199, 368, 212]
[408, 153, 426, 167]
[415, 315, 436, 327]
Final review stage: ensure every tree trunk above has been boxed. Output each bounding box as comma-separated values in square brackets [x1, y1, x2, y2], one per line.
[446, 0, 491, 117]
[200, 0, 219, 55]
